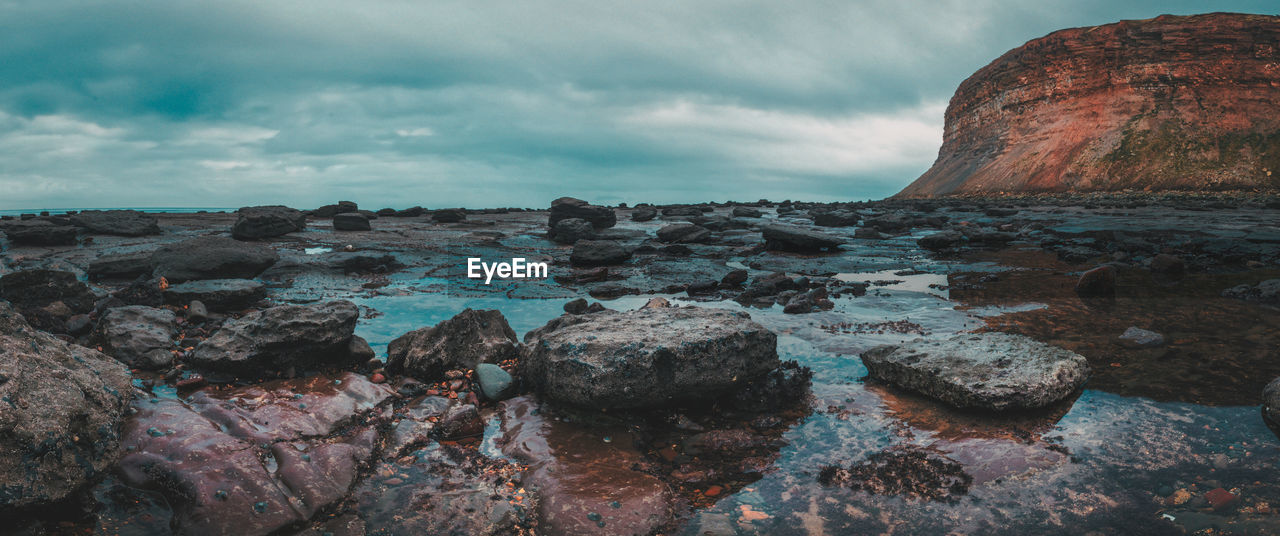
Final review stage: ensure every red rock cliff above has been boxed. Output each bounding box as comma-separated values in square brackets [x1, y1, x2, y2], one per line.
[897, 13, 1280, 197]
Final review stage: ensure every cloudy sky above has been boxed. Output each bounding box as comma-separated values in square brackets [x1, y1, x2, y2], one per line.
[0, 1, 1273, 210]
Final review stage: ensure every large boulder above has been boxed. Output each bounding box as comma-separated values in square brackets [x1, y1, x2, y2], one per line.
[1265, 377, 1280, 428]
[732, 206, 762, 218]
[314, 201, 358, 218]
[0, 269, 97, 332]
[548, 197, 616, 229]
[93, 305, 178, 369]
[0, 302, 132, 510]
[231, 205, 306, 240]
[1, 221, 78, 246]
[521, 306, 780, 408]
[657, 223, 712, 243]
[917, 230, 966, 251]
[812, 209, 859, 227]
[549, 217, 595, 244]
[861, 332, 1090, 411]
[631, 207, 658, 222]
[761, 224, 842, 252]
[431, 209, 466, 223]
[69, 209, 160, 236]
[188, 300, 361, 376]
[151, 236, 279, 282]
[162, 279, 266, 311]
[387, 309, 518, 380]
[569, 240, 631, 266]
[333, 213, 372, 231]
[119, 372, 391, 536]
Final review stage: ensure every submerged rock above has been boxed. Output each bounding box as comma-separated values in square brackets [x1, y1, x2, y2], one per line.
[93, 305, 178, 369]
[861, 332, 1090, 411]
[1075, 265, 1117, 297]
[151, 236, 279, 282]
[231, 205, 306, 240]
[387, 309, 518, 381]
[499, 396, 674, 535]
[521, 306, 779, 408]
[0, 302, 132, 510]
[1222, 279, 1280, 305]
[119, 372, 391, 536]
[162, 278, 267, 311]
[1118, 326, 1165, 348]
[761, 224, 842, 252]
[70, 209, 160, 236]
[188, 300, 361, 376]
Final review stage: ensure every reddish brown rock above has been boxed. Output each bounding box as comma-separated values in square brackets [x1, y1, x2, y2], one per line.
[899, 13, 1280, 197]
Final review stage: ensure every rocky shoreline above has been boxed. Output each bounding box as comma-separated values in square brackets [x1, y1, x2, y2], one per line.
[1, 191, 1279, 534]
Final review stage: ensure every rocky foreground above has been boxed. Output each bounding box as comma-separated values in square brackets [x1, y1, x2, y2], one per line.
[1, 192, 1279, 534]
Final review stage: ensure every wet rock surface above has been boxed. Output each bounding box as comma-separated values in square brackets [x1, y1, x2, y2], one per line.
[521, 306, 779, 408]
[387, 308, 518, 381]
[152, 236, 279, 282]
[188, 300, 361, 376]
[93, 305, 178, 369]
[862, 332, 1091, 411]
[0, 302, 132, 511]
[70, 209, 161, 236]
[231, 205, 306, 240]
[162, 278, 267, 311]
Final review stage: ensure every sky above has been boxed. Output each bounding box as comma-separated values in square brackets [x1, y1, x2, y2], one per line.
[0, 1, 1275, 210]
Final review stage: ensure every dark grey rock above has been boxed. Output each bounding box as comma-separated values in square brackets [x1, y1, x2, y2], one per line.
[1264, 377, 1280, 427]
[69, 210, 160, 236]
[475, 363, 516, 401]
[812, 209, 859, 227]
[333, 213, 371, 231]
[1222, 279, 1280, 305]
[88, 251, 153, 280]
[232, 205, 306, 240]
[657, 223, 712, 243]
[314, 201, 358, 217]
[188, 300, 360, 377]
[0, 301, 132, 510]
[1, 221, 78, 246]
[549, 197, 616, 229]
[0, 269, 97, 332]
[917, 230, 966, 251]
[387, 309, 518, 381]
[570, 240, 632, 266]
[93, 305, 178, 369]
[521, 306, 780, 408]
[761, 224, 842, 252]
[731, 206, 762, 218]
[431, 209, 466, 223]
[151, 236, 279, 282]
[631, 207, 658, 222]
[163, 279, 266, 311]
[1118, 326, 1165, 348]
[861, 332, 1090, 411]
[549, 217, 595, 244]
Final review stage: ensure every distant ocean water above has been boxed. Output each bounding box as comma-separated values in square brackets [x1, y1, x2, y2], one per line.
[0, 207, 235, 217]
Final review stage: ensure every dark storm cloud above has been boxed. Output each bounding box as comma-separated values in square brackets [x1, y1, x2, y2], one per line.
[0, 0, 1274, 209]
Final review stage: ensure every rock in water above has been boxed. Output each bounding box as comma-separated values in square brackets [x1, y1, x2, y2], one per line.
[521, 306, 779, 408]
[387, 309, 518, 381]
[188, 300, 361, 376]
[731, 206, 762, 218]
[93, 306, 178, 369]
[761, 224, 842, 253]
[630, 206, 657, 222]
[88, 251, 154, 280]
[811, 209, 859, 227]
[0, 301, 132, 510]
[475, 363, 516, 401]
[861, 332, 1090, 411]
[548, 197, 617, 229]
[231, 205, 306, 240]
[1222, 279, 1280, 305]
[163, 278, 267, 311]
[1118, 326, 1165, 349]
[917, 230, 966, 251]
[897, 13, 1280, 197]
[431, 209, 466, 223]
[333, 212, 371, 231]
[1075, 265, 1118, 297]
[570, 239, 632, 266]
[69, 209, 160, 236]
[151, 236, 279, 282]
[1264, 377, 1280, 428]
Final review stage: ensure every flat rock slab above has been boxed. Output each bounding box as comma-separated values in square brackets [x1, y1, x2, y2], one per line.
[119, 372, 392, 536]
[152, 236, 279, 282]
[861, 332, 1090, 411]
[163, 278, 267, 311]
[521, 306, 779, 408]
[0, 302, 132, 510]
[762, 224, 843, 252]
[188, 300, 359, 376]
[70, 210, 160, 236]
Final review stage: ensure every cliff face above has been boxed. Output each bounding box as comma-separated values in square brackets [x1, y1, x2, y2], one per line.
[897, 13, 1280, 197]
